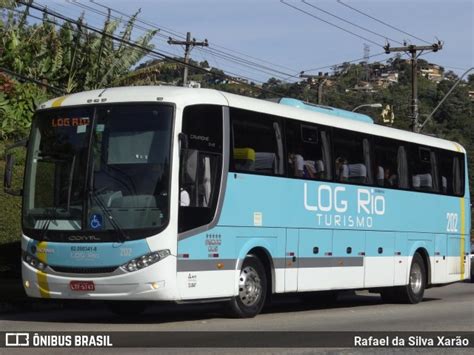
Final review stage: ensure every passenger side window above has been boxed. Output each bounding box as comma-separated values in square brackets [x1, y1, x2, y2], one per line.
[373, 137, 410, 189]
[410, 145, 439, 192]
[438, 150, 464, 196]
[231, 108, 284, 176]
[286, 120, 332, 180]
[333, 129, 372, 185]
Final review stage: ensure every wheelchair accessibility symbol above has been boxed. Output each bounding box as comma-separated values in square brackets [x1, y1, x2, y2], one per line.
[90, 214, 103, 230]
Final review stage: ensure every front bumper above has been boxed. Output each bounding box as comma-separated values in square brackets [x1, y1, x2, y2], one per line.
[22, 255, 178, 301]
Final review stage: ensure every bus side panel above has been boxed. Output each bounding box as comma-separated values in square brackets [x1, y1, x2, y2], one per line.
[297, 229, 332, 291]
[284, 228, 299, 293]
[177, 226, 284, 300]
[176, 226, 237, 300]
[447, 235, 463, 282]
[394, 232, 408, 286]
[332, 229, 365, 289]
[364, 231, 395, 288]
[432, 234, 448, 284]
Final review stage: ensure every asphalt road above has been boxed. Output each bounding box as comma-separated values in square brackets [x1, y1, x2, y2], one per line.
[1, 282, 473, 332]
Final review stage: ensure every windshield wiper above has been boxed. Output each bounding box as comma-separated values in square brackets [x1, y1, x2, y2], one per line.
[88, 189, 127, 244]
[38, 208, 55, 242]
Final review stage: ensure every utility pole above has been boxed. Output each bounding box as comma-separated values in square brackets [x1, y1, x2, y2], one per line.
[383, 41, 443, 132]
[299, 72, 329, 104]
[168, 32, 208, 87]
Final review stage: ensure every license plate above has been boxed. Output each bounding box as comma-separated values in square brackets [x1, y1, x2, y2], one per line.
[70, 281, 95, 291]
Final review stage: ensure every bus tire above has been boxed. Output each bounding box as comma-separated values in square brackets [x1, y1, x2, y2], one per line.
[107, 301, 147, 317]
[382, 253, 426, 304]
[228, 255, 267, 318]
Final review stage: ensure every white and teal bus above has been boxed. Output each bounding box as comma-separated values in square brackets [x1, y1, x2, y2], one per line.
[4, 86, 470, 317]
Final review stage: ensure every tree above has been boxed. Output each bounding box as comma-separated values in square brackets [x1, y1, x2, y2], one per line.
[0, 7, 157, 93]
[0, 6, 157, 138]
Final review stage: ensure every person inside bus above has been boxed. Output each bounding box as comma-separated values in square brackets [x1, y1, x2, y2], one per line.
[384, 167, 398, 187]
[335, 157, 349, 182]
[289, 152, 305, 177]
[180, 188, 190, 207]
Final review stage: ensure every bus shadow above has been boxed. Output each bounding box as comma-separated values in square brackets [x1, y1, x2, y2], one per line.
[0, 292, 441, 325]
[263, 292, 440, 315]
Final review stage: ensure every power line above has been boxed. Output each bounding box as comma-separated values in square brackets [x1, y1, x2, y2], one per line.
[84, 0, 300, 78]
[0, 66, 66, 94]
[89, 0, 186, 39]
[301, 0, 403, 45]
[300, 52, 387, 74]
[64, 0, 298, 82]
[15, 1, 288, 97]
[280, 0, 384, 48]
[336, 0, 432, 45]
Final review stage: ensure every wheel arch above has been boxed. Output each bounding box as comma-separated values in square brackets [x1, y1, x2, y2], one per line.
[413, 247, 431, 286]
[236, 241, 276, 296]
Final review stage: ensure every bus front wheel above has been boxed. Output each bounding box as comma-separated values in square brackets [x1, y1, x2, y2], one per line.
[227, 255, 267, 318]
[381, 253, 426, 304]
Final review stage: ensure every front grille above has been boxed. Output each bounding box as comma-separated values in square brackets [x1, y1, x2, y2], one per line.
[50, 265, 118, 274]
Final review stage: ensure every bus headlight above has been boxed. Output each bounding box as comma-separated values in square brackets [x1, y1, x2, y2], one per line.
[24, 253, 47, 271]
[122, 249, 170, 272]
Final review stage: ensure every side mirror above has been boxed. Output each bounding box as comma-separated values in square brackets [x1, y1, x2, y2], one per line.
[3, 138, 27, 196]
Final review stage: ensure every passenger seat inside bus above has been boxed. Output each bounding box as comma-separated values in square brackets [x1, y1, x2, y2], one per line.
[347, 163, 367, 184]
[412, 173, 433, 190]
[108, 195, 161, 228]
[234, 148, 255, 171]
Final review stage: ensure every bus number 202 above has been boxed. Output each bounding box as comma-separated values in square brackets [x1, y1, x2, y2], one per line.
[446, 212, 459, 233]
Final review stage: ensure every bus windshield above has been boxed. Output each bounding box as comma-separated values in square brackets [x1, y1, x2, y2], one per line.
[22, 104, 173, 241]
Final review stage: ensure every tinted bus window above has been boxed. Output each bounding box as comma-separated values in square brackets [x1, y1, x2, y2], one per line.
[438, 150, 455, 195]
[231, 108, 284, 176]
[286, 120, 332, 180]
[410, 145, 439, 192]
[453, 155, 464, 196]
[333, 129, 373, 185]
[374, 137, 399, 188]
[438, 150, 464, 196]
[373, 137, 410, 189]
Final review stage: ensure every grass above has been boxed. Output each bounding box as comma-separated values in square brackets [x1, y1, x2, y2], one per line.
[0, 159, 23, 245]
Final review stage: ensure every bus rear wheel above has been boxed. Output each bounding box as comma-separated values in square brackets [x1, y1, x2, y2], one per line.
[381, 253, 426, 304]
[227, 255, 267, 318]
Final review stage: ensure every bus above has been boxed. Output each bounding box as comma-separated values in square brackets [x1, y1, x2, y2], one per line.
[4, 86, 470, 318]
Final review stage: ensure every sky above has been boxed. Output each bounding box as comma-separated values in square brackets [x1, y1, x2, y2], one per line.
[37, 0, 473, 83]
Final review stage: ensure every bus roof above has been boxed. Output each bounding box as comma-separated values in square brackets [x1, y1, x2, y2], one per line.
[278, 97, 374, 124]
[38, 86, 465, 153]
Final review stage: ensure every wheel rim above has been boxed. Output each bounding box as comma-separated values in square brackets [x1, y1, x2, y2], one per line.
[238, 266, 262, 307]
[410, 262, 423, 294]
